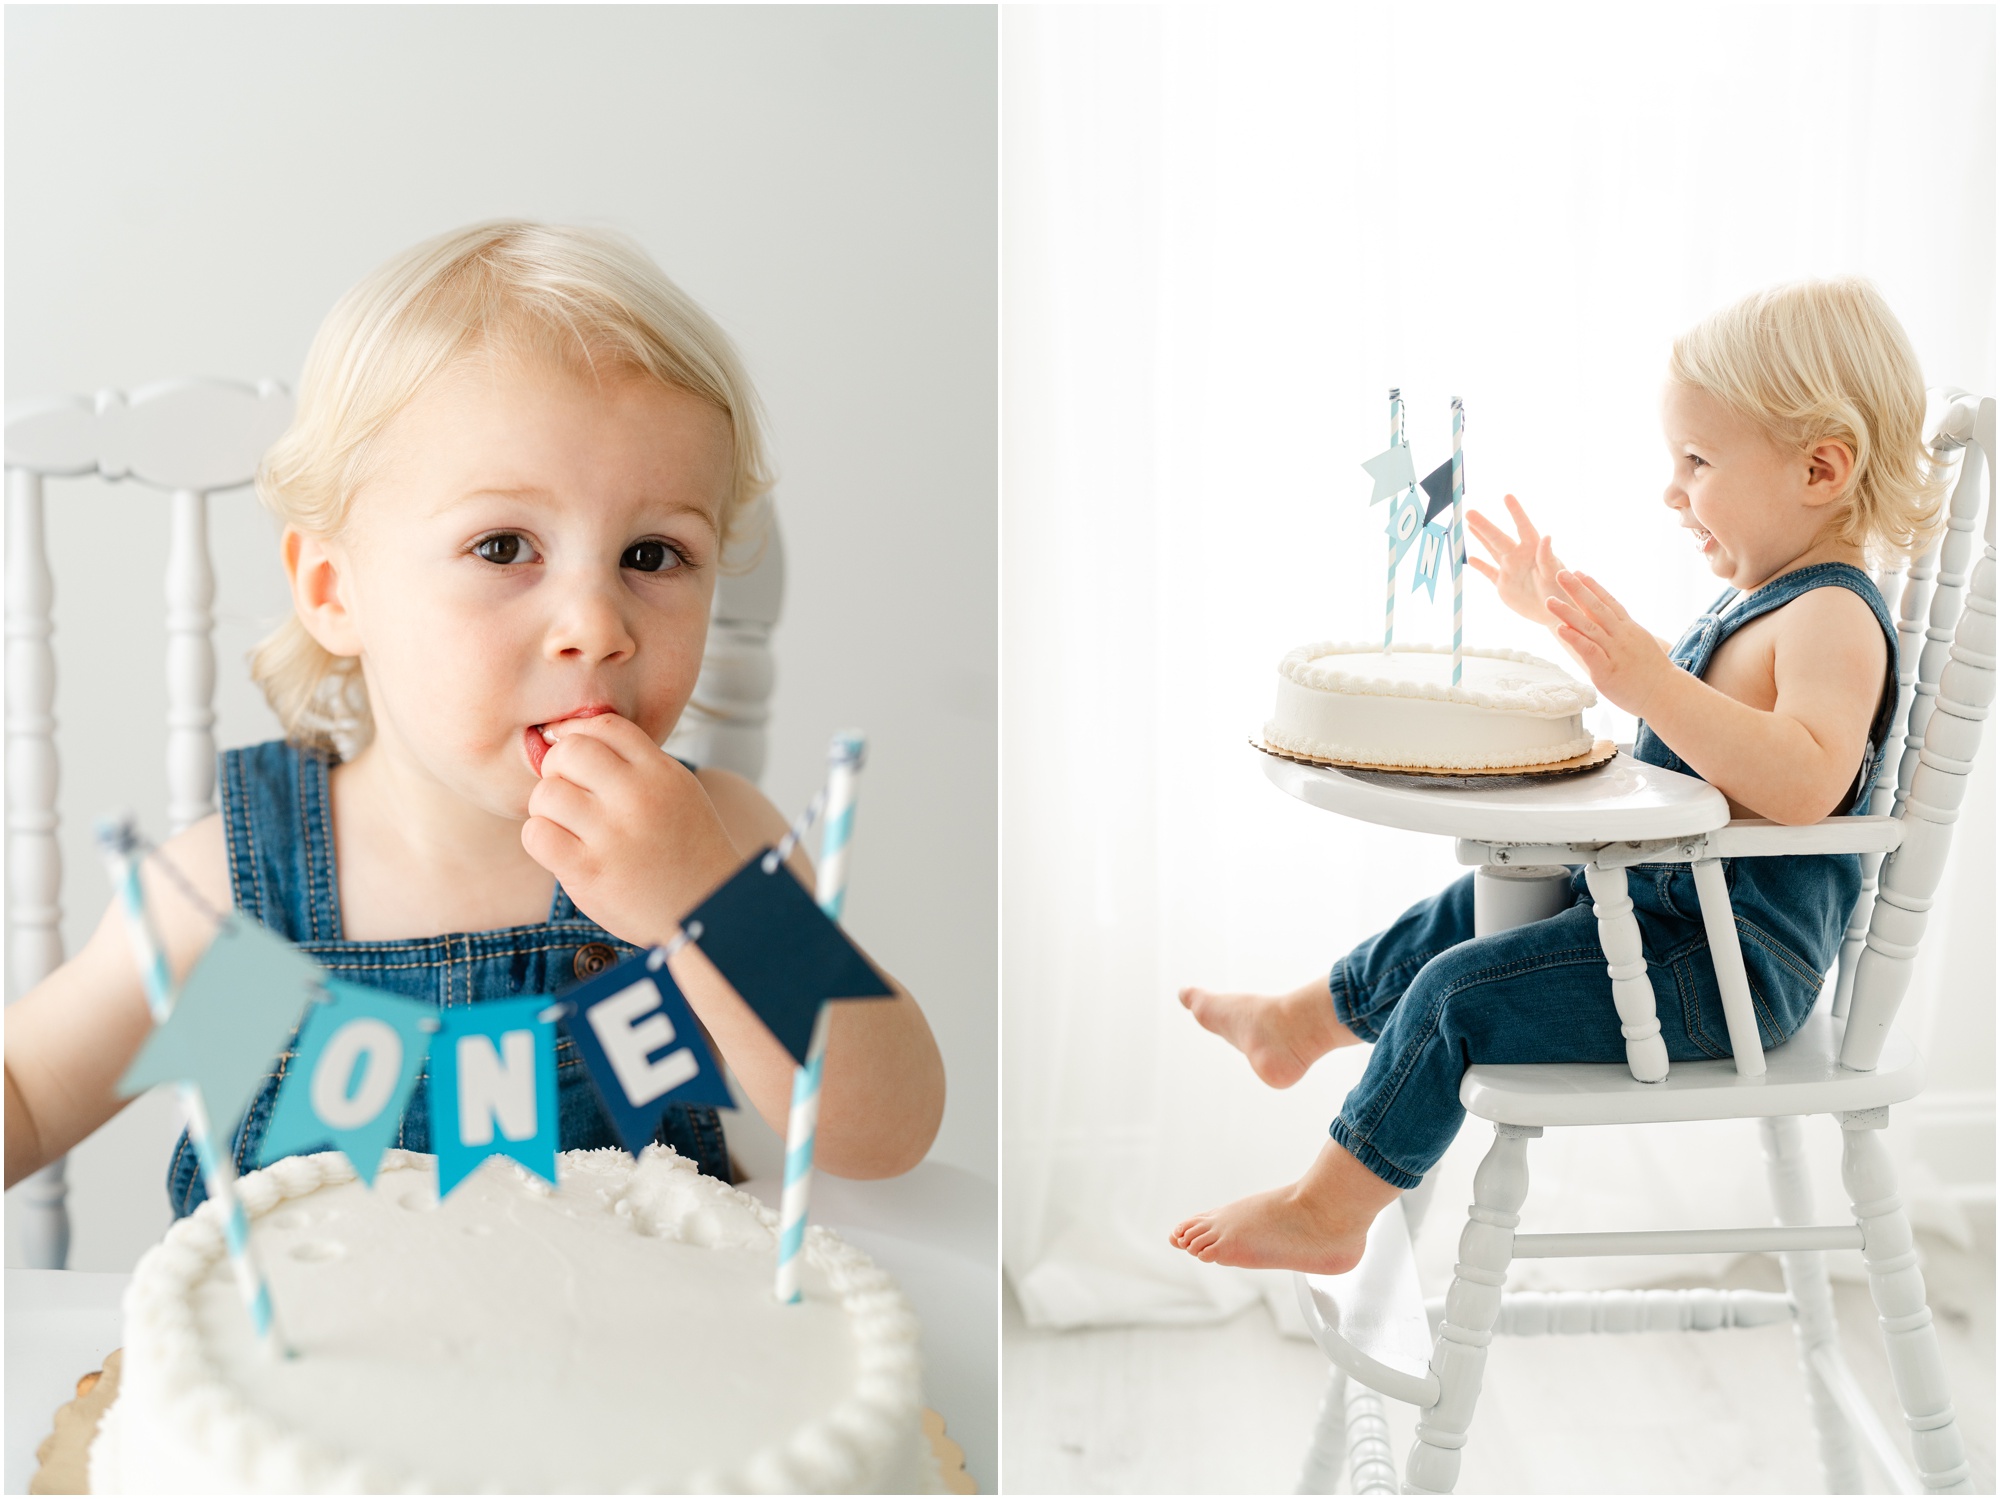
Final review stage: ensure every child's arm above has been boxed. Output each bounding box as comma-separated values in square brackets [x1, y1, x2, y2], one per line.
[3, 817, 230, 1188]
[1546, 570, 1885, 825]
[523, 716, 946, 1179]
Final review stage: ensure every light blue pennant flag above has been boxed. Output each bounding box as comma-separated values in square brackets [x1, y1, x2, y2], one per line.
[428, 997, 560, 1198]
[1412, 521, 1450, 600]
[260, 981, 437, 1185]
[119, 917, 324, 1139]
[1384, 489, 1424, 569]
[560, 952, 733, 1157]
[1362, 443, 1418, 504]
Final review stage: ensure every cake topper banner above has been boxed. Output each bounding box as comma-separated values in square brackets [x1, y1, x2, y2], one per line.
[557, 946, 733, 1156]
[1359, 388, 1468, 676]
[261, 981, 437, 1185]
[429, 998, 561, 1197]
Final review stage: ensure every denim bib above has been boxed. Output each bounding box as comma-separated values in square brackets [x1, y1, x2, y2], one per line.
[1611, 561, 1899, 1009]
[167, 740, 731, 1217]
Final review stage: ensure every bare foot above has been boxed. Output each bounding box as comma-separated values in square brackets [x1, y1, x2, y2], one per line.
[1178, 976, 1355, 1088]
[1169, 1140, 1401, 1276]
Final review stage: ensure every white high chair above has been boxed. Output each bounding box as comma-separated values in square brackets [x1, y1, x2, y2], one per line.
[4, 378, 785, 1270]
[1280, 389, 1992, 1494]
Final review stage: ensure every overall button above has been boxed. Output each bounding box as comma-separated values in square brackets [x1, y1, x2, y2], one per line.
[573, 942, 617, 981]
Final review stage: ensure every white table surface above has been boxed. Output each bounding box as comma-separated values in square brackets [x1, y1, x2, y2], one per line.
[5, 1160, 997, 1495]
[1259, 745, 1730, 844]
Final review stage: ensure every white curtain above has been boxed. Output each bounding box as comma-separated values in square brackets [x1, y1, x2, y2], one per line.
[1001, 3, 1995, 1330]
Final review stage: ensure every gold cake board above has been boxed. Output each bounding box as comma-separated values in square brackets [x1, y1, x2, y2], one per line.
[33, 1351, 979, 1495]
[1253, 735, 1616, 787]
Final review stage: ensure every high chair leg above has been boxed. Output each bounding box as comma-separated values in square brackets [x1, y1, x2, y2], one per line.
[1404, 1123, 1537, 1495]
[1295, 1368, 1346, 1494]
[1760, 1115, 1866, 1492]
[1841, 1109, 1972, 1493]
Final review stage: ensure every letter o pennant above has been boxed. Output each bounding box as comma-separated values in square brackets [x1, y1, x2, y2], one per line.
[262, 982, 436, 1185]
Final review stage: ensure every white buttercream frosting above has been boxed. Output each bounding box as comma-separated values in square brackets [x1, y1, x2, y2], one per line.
[89, 1147, 937, 1494]
[1265, 642, 1596, 770]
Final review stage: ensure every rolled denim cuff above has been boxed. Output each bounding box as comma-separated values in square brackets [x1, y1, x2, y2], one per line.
[1328, 1114, 1425, 1192]
[1329, 958, 1383, 1044]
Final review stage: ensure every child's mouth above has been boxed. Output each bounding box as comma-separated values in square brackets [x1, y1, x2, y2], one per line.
[523, 705, 618, 778]
[524, 725, 553, 777]
[1690, 525, 1715, 553]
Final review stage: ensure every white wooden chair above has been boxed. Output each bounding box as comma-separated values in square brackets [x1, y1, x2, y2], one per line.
[1287, 388, 1992, 1494]
[4, 378, 784, 1269]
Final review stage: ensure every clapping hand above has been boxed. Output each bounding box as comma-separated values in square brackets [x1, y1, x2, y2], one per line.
[1466, 495, 1567, 628]
[1546, 570, 1677, 718]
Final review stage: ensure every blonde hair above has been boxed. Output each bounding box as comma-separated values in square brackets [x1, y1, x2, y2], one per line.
[252, 220, 773, 751]
[1669, 277, 1944, 566]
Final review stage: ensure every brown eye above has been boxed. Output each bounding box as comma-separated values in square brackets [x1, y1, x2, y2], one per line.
[622, 540, 679, 573]
[475, 534, 536, 565]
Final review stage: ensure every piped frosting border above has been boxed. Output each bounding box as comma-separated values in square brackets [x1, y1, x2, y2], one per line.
[1279, 641, 1597, 717]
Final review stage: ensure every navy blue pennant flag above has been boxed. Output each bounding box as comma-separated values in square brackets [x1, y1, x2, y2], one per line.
[560, 951, 733, 1155]
[1420, 459, 1455, 523]
[686, 851, 895, 1064]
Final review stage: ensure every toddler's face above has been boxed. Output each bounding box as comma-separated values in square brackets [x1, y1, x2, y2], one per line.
[319, 353, 732, 818]
[1658, 382, 1843, 590]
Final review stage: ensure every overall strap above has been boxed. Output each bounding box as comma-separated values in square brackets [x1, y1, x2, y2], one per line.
[218, 740, 344, 943]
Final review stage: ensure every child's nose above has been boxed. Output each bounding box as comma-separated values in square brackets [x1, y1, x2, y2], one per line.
[546, 574, 637, 664]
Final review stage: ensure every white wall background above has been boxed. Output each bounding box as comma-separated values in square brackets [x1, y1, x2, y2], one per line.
[1002, 2, 1994, 1329]
[5, 4, 996, 1271]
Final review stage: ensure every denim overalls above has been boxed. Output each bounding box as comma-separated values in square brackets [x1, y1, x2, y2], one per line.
[1325, 563, 1897, 1190]
[168, 740, 732, 1217]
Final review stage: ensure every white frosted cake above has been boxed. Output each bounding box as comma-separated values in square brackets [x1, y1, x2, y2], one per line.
[89, 1147, 936, 1494]
[1265, 642, 1596, 770]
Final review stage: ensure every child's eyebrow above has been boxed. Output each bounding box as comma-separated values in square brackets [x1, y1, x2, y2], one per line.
[434, 485, 721, 529]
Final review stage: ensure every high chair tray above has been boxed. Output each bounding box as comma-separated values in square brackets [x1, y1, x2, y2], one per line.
[1259, 745, 1729, 845]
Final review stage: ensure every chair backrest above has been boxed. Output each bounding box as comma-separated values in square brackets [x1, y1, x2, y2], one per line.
[1839, 388, 1995, 1070]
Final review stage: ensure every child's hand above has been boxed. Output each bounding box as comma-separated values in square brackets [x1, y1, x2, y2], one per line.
[1546, 570, 1678, 718]
[522, 715, 744, 946]
[1466, 496, 1567, 628]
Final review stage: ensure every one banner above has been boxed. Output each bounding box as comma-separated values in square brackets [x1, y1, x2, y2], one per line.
[686, 850, 895, 1065]
[560, 952, 732, 1156]
[1361, 443, 1417, 504]
[429, 997, 560, 1197]
[1420, 459, 1455, 524]
[1384, 489, 1424, 569]
[119, 916, 324, 1139]
[260, 981, 437, 1185]
[1411, 521, 1450, 600]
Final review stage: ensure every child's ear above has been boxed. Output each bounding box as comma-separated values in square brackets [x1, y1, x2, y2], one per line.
[1803, 437, 1856, 509]
[284, 527, 363, 658]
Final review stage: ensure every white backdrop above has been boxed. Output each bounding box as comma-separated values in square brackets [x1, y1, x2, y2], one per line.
[5, 5, 997, 1271]
[1001, 3, 1995, 1329]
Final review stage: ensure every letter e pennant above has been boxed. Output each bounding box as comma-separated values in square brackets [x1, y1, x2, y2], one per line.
[686, 850, 894, 1065]
[561, 952, 733, 1156]
[429, 997, 559, 1198]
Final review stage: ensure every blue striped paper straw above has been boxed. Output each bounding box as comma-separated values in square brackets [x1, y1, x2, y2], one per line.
[1385, 389, 1402, 653]
[97, 817, 287, 1359]
[775, 731, 867, 1304]
[1450, 398, 1465, 687]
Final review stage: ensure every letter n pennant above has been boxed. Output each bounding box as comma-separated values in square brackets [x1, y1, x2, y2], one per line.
[686, 850, 895, 1065]
[260, 981, 435, 1185]
[428, 997, 559, 1198]
[560, 951, 732, 1156]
